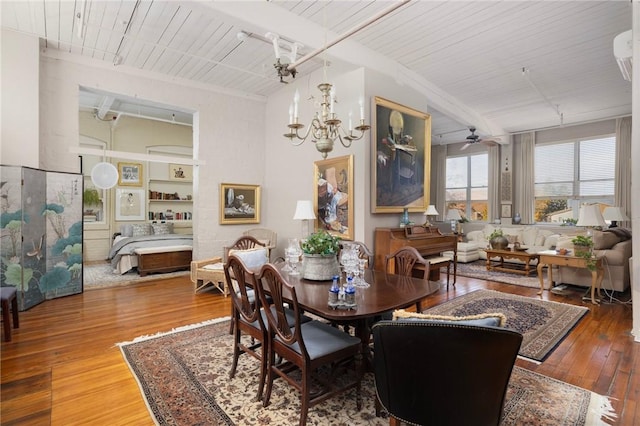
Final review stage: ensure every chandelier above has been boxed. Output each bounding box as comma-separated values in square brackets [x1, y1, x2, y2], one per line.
[284, 85, 370, 158]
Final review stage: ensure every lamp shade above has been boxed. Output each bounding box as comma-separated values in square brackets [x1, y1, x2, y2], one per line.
[445, 209, 462, 221]
[576, 204, 606, 228]
[423, 205, 439, 216]
[293, 200, 316, 220]
[602, 207, 629, 221]
[90, 162, 118, 189]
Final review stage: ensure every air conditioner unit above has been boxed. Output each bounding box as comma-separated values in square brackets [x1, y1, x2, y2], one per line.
[614, 30, 632, 81]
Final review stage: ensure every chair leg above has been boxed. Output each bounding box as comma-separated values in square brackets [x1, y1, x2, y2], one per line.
[2, 299, 11, 342]
[299, 367, 311, 426]
[11, 296, 19, 329]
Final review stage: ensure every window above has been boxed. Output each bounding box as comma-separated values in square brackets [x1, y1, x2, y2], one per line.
[445, 153, 488, 221]
[534, 136, 615, 223]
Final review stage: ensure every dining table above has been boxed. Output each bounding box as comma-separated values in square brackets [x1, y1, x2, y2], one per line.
[277, 267, 441, 370]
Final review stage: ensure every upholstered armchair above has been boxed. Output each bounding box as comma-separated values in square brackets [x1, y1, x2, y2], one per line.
[373, 318, 522, 426]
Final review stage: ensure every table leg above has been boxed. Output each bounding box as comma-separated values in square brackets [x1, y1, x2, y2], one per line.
[354, 319, 373, 372]
[537, 262, 545, 295]
[589, 269, 600, 305]
[486, 257, 490, 271]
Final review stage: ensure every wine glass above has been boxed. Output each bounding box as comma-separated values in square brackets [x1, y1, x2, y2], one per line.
[354, 258, 370, 288]
[287, 239, 302, 275]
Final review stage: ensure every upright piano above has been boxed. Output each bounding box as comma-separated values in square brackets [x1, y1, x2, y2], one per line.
[374, 226, 458, 282]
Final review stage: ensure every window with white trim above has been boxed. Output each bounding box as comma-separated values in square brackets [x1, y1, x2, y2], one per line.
[445, 153, 488, 221]
[534, 135, 615, 223]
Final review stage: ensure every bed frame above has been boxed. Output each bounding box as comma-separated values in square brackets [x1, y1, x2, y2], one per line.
[134, 245, 193, 277]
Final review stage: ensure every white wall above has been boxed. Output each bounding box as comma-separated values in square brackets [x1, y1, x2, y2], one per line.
[10, 34, 267, 260]
[1, 30, 39, 167]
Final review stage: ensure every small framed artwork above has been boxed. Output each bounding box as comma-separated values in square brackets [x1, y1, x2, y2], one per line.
[118, 162, 143, 186]
[371, 96, 431, 213]
[169, 164, 193, 181]
[501, 204, 512, 218]
[313, 155, 354, 240]
[220, 183, 261, 224]
[115, 189, 145, 221]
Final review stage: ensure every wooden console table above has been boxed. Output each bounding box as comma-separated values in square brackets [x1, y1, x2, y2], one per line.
[484, 248, 539, 276]
[536, 250, 604, 305]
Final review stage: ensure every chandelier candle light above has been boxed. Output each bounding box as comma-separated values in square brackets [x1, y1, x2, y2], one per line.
[284, 86, 370, 158]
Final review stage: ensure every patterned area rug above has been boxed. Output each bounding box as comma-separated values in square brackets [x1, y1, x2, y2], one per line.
[119, 318, 615, 426]
[83, 263, 189, 289]
[424, 289, 588, 362]
[453, 260, 541, 288]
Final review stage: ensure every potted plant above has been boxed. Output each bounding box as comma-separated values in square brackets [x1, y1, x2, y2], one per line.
[300, 230, 341, 280]
[83, 187, 101, 206]
[488, 229, 509, 250]
[571, 235, 597, 271]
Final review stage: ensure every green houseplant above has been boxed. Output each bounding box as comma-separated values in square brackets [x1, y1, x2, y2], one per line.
[83, 188, 101, 206]
[300, 230, 341, 280]
[571, 235, 597, 271]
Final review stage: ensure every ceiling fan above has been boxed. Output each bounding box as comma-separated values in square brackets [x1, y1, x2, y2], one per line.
[460, 127, 501, 150]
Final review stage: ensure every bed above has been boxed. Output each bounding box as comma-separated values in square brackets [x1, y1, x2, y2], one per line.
[108, 223, 193, 275]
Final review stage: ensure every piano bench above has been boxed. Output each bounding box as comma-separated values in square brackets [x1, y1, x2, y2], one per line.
[426, 256, 453, 287]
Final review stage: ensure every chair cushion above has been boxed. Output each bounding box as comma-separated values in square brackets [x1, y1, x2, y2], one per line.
[202, 262, 224, 271]
[392, 309, 507, 327]
[279, 320, 361, 360]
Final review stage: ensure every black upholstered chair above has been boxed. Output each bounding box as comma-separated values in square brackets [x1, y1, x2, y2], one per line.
[256, 263, 363, 426]
[372, 319, 522, 426]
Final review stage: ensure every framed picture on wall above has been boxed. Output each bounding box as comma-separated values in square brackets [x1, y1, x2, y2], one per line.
[371, 96, 431, 213]
[115, 189, 145, 221]
[117, 162, 143, 186]
[220, 183, 261, 224]
[501, 203, 512, 218]
[313, 155, 354, 240]
[169, 164, 193, 181]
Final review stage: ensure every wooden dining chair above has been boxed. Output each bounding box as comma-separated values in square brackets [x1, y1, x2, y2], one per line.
[384, 246, 431, 312]
[256, 263, 363, 426]
[224, 253, 267, 401]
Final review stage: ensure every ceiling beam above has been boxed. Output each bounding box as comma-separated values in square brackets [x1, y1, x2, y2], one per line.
[201, 0, 506, 138]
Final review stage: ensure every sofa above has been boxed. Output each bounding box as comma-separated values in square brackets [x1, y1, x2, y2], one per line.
[466, 225, 558, 259]
[465, 224, 632, 293]
[554, 228, 632, 293]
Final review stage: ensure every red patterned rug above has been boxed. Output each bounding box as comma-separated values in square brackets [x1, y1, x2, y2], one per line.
[119, 318, 615, 425]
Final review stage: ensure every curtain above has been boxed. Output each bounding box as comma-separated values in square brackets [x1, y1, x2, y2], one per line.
[431, 144, 447, 221]
[515, 132, 535, 224]
[488, 145, 500, 221]
[615, 116, 632, 228]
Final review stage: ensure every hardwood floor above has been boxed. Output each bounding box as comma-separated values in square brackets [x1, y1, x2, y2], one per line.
[1, 274, 637, 425]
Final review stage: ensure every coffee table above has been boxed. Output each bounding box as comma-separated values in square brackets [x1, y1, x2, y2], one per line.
[484, 248, 539, 276]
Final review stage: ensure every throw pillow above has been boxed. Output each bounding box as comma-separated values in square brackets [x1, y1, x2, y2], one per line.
[131, 223, 152, 237]
[228, 247, 269, 269]
[392, 309, 507, 327]
[119, 224, 133, 238]
[151, 222, 174, 235]
[592, 230, 621, 250]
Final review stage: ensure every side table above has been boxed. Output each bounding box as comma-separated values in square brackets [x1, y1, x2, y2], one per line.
[536, 250, 604, 305]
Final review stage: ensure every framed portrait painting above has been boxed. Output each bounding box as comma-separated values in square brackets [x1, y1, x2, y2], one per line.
[371, 96, 431, 213]
[115, 189, 145, 221]
[117, 162, 143, 186]
[313, 155, 354, 240]
[220, 183, 261, 224]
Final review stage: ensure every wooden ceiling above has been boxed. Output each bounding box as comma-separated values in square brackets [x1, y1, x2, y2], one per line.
[2, 0, 632, 144]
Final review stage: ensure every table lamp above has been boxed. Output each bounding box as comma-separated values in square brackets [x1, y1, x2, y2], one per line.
[576, 204, 606, 236]
[423, 205, 439, 226]
[602, 206, 628, 228]
[445, 209, 463, 233]
[293, 200, 316, 238]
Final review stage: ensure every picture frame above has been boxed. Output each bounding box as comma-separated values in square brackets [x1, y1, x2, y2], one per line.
[501, 203, 512, 218]
[371, 96, 431, 213]
[313, 155, 354, 240]
[115, 188, 145, 221]
[220, 183, 261, 224]
[168, 163, 193, 182]
[117, 162, 143, 186]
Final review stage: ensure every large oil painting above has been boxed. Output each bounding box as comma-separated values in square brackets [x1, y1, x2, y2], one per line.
[313, 155, 354, 240]
[372, 97, 431, 213]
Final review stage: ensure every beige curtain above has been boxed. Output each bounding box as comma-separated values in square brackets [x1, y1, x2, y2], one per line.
[488, 145, 500, 221]
[615, 116, 632, 228]
[431, 144, 447, 221]
[515, 132, 535, 224]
